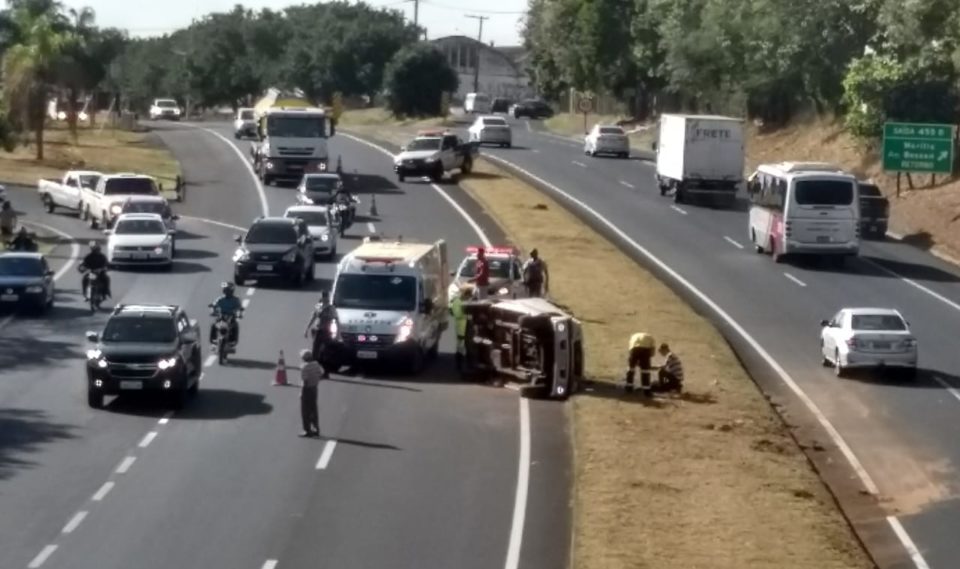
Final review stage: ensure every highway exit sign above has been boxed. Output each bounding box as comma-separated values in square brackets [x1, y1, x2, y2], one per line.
[882, 122, 956, 174]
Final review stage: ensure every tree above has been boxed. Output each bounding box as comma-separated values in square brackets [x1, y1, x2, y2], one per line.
[383, 43, 458, 117]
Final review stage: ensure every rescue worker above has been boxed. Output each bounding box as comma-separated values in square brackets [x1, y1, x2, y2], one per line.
[80, 242, 111, 300]
[625, 332, 656, 395]
[521, 248, 549, 297]
[298, 349, 322, 438]
[209, 282, 243, 344]
[9, 227, 37, 251]
[471, 246, 490, 299]
[450, 284, 475, 370]
[304, 290, 337, 377]
[0, 201, 16, 241]
[656, 343, 684, 392]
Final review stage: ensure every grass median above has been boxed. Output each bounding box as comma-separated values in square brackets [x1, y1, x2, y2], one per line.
[0, 123, 181, 199]
[458, 158, 872, 569]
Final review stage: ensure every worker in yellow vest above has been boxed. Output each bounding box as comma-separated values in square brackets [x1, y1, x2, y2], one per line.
[450, 284, 475, 370]
[625, 332, 655, 395]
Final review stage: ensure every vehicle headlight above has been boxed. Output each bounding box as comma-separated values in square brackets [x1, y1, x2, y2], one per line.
[153, 246, 166, 255]
[86, 349, 102, 360]
[157, 357, 178, 370]
[233, 248, 249, 262]
[328, 319, 339, 339]
[903, 338, 918, 349]
[282, 249, 297, 262]
[425, 156, 439, 163]
[265, 160, 275, 169]
[395, 317, 414, 343]
[109, 204, 122, 215]
[497, 287, 509, 295]
[320, 234, 330, 241]
[318, 162, 327, 171]
[174, 108, 181, 115]
[25, 285, 43, 293]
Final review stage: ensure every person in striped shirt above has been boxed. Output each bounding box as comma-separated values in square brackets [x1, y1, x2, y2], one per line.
[657, 343, 684, 392]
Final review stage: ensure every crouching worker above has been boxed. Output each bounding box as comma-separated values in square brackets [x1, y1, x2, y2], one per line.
[655, 343, 684, 393]
[625, 332, 655, 396]
[450, 284, 474, 371]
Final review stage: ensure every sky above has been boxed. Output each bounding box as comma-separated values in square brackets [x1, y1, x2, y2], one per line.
[60, 0, 530, 47]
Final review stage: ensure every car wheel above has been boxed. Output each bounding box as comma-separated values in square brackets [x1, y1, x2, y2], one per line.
[752, 230, 763, 253]
[820, 341, 830, 366]
[769, 238, 782, 263]
[88, 208, 98, 229]
[834, 350, 846, 377]
[306, 259, 316, 282]
[87, 389, 104, 409]
[233, 270, 246, 286]
[398, 173, 405, 182]
[427, 332, 440, 360]
[43, 194, 55, 213]
[406, 347, 425, 375]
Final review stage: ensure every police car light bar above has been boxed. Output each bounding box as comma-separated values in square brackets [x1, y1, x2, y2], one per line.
[466, 245, 517, 255]
[417, 129, 448, 137]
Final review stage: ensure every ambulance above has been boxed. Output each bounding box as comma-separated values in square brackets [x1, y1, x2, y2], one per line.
[448, 245, 525, 302]
[328, 239, 449, 374]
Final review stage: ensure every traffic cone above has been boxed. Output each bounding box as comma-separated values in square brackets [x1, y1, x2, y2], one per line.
[336, 155, 343, 174]
[369, 194, 378, 217]
[273, 350, 288, 386]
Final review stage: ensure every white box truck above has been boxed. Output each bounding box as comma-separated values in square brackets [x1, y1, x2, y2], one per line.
[654, 114, 744, 208]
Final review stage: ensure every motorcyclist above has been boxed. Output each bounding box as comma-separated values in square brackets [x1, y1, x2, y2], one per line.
[9, 227, 37, 251]
[0, 201, 16, 241]
[333, 186, 355, 233]
[210, 282, 243, 345]
[304, 289, 337, 377]
[80, 241, 111, 300]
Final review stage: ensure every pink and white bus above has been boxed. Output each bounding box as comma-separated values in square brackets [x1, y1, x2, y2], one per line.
[747, 162, 860, 265]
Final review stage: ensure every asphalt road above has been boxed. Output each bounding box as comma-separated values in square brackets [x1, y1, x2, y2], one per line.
[453, 116, 960, 569]
[0, 122, 570, 569]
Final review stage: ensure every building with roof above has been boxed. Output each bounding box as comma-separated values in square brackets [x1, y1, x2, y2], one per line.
[430, 35, 532, 101]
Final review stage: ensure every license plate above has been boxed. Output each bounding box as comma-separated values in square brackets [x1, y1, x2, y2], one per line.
[132, 252, 148, 259]
[816, 235, 831, 243]
[257, 264, 273, 271]
[873, 342, 890, 349]
[356, 350, 378, 360]
[120, 381, 143, 390]
[0, 294, 17, 301]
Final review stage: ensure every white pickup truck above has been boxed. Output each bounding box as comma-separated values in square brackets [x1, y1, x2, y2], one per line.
[79, 173, 162, 229]
[38, 170, 103, 214]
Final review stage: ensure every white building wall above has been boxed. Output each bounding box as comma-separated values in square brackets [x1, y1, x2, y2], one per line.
[432, 36, 532, 102]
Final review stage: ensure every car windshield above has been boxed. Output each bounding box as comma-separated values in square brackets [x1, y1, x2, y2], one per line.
[600, 127, 624, 135]
[286, 211, 328, 226]
[104, 178, 158, 196]
[794, 180, 854, 206]
[240, 110, 254, 120]
[0, 256, 43, 276]
[102, 317, 176, 343]
[115, 219, 166, 235]
[266, 115, 326, 138]
[483, 118, 508, 126]
[305, 177, 338, 193]
[156, 100, 177, 108]
[334, 274, 417, 311]
[123, 201, 167, 216]
[859, 184, 882, 197]
[851, 314, 907, 331]
[79, 175, 100, 189]
[245, 223, 297, 244]
[458, 257, 513, 279]
[407, 138, 441, 151]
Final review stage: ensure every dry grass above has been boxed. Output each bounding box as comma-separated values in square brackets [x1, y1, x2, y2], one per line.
[338, 108, 456, 130]
[545, 112, 658, 150]
[0, 123, 181, 197]
[459, 158, 873, 569]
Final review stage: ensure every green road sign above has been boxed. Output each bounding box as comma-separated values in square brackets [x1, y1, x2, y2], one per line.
[882, 122, 955, 174]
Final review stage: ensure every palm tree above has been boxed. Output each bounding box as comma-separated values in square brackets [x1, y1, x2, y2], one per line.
[2, 4, 69, 160]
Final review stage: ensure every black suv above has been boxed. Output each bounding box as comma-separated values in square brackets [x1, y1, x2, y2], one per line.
[511, 100, 554, 119]
[85, 304, 203, 409]
[233, 217, 316, 286]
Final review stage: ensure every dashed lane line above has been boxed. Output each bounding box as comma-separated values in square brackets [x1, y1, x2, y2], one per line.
[204, 354, 217, 368]
[724, 236, 745, 249]
[138, 431, 158, 449]
[115, 456, 136, 474]
[619, 180, 635, 189]
[783, 272, 807, 287]
[571, 160, 587, 168]
[27, 545, 57, 568]
[246, 287, 256, 297]
[315, 440, 338, 470]
[91, 481, 114, 502]
[242, 298, 251, 309]
[367, 222, 376, 234]
[61, 511, 88, 534]
[670, 205, 688, 215]
[261, 561, 279, 569]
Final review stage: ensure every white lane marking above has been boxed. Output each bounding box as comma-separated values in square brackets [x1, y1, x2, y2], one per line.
[783, 272, 807, 287]
[572, 160, 587, 168]
[138, 431, 158, 448]
[158, 411, 173, 424]
[531, 148, 539, 153]
[864, 258, 960, 313]
[177, 214, 246, 233]
[245, 287, 256, 297]
[61, 511, 88, 534]
[504, 398, 531, 569]
[724, 236, 745, 249]
[932, 375, 960, 403]
[261, 561, 279, 569]
[315, 440, 338, 470]
[887, 517, 932, 569]
[115, 456, 136, 474]
[367, 222, 376, 234]
[619, 180, 635, 189]
[204, 354, 217, 367]
[91, 481, 114, 501]
[184, 124, 270, 217]
[27, 545, 57, 568]
[483, 153, 934, 567]
[670, 205, 688, 215]
[524, 120, 531, 132]
[242, 298, 251, 309]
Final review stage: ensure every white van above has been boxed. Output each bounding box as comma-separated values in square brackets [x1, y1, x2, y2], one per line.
[328, 239, 449, 373]
[465, 93, 492, 114]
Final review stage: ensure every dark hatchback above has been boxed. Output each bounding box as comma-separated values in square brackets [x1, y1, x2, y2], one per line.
[511, 99, 554, 119]
[0, 252, 56, 313]
[85, 304, 203, 409]
[233, 217, 316, 287]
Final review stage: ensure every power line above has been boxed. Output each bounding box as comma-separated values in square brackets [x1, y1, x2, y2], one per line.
[465, 14, 490, 92]
[427, 1, 527, 15]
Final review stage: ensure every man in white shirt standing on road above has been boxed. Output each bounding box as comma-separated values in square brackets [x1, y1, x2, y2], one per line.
[299, 349, 323, 438]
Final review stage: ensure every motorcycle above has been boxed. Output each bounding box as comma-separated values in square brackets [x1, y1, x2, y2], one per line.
[5, 230, 39, 252]
[209, 305, 242, 364]
[333, 195, 360, 236]
[81, 267, 108, 313]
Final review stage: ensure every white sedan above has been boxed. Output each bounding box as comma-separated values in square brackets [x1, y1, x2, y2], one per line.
[584, 124, 630, 158]
[468, 116, 512, 148]
[105, 213, 175, 269]
[284, 205, 338, 260]
[819, 307, 918, 378]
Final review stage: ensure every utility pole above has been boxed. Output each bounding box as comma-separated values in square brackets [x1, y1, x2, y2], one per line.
[406, 0, 421, 39]
[465, 15, 489, 93]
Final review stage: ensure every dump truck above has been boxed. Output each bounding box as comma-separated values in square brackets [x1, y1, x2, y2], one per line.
[249, 88, 336, 185]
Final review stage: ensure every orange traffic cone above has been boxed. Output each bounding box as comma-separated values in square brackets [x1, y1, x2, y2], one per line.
[274, 350, 288, 386]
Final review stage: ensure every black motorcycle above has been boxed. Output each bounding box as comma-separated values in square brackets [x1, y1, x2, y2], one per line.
[332, 195, 359, 236]
[81, 267, 108, 313]
[4, 231, 38, 252]
[209, 305, 242, 365]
